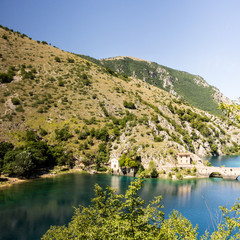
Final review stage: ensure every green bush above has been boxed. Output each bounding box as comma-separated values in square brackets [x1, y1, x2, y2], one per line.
[39, 128, 48, 136]
[123, 100, 136, 109]
[15, 106, 24, 112]
[95, 127, 109, 142]
[55, 125, 73, 141]
[172, 167, 178, 172]
[58, 79, 65, 86]
[154, 135, 164, 142]
[2, 34, 7, 40]
[176, 172, 183, 180]
[99, 102, 109, 117]
[55, 56, 61, 62]
[0, 66, 16, 83]
[45, 179, 237, 239]
[26, 130, 39, 142]
[97, 166, 107, 172]
[147, 160, 159, 178]
[67, 58, 75, 63]
[119, 153, 139, 168]
[11, 97, 20, 105]
[0, 73, 13, 83]
[0, 142, 14, 158]
[20, 67, 36, 80]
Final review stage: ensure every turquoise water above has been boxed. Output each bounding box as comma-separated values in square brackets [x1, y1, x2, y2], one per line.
[0, 156, 240, 239]
[208, 155, 240, 167]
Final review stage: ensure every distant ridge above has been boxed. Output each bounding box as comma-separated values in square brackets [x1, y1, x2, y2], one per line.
[79, 54, 231, 116]
[100, 56, 232, 115]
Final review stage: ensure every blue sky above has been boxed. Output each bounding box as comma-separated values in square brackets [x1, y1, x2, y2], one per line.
[1, 0, 240, 100]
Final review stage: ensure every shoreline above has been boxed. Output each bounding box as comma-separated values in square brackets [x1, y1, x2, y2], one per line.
[0, 168, 208, 189]
[0, 168, 85, 189]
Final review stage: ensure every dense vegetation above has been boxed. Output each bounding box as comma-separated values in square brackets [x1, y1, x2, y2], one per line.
[0, 131, 74, 178]
[42, 178, 240, 239]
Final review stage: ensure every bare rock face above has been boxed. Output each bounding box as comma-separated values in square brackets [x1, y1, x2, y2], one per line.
[196, 145, 208, 157]
[193, 76, 210, 88]
[212, 87, 233, 105]
[163, 76, 173, 88]
[193, 76, 232, 105]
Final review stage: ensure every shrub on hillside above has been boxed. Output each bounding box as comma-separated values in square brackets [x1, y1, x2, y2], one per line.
[2, 34, 7, 40]
[55, 125, 73, 141]
[15, 106, 24, 112]
[55, 56, 61, 62]
[67, 58, 75, 63]
[0, 66, 16, 83]
[0, 73, 12, 83]
[123, 100, 136, 109]
[11, 97, 20, 105]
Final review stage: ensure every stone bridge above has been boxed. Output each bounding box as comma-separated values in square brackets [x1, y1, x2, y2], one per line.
[197, 166, 240, 180]
[161, 165, 240, 180]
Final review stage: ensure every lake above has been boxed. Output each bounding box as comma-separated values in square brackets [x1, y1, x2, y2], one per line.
[207, 155, 240, 167]
[0, 155, 240, 240]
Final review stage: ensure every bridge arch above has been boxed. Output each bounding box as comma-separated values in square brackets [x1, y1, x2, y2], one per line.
[209, 172, 223, 178]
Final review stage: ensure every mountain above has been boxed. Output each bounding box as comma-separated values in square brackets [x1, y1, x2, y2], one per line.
[79, 55, 231, 116]
[0, 26, 239, 173]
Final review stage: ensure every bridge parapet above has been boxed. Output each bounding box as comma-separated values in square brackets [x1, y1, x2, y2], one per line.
[197, 166, 240, 180]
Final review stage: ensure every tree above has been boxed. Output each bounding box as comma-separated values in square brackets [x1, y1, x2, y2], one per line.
[2, 149, 36, 178]
[119, 153, 139, 168]
[42, 179, 165, 239]
[8, 150, 35, 178]
[205, 201, 240, 239]
[159, 210, 198, 239]
[219, 102, 240, 122]
[0, 142, 14, 159]
[41, 178, 240, 239]
[148, 160, 159, 178]
[0, 142, 14, 173]
[55, 125, 73, 142]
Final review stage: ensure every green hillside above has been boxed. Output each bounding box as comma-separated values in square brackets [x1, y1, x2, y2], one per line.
[92, 56, 224, 115]
[162, 66, 220, 114]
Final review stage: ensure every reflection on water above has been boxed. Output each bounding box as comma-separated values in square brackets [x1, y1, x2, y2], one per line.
[110, 175, 122, 190]
[0, 173, 240, 239]
[178, 184, 192, 206]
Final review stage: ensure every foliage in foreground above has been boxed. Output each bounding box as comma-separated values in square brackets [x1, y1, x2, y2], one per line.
[219, 102, 240, 122]
[42, 178, 240, 239]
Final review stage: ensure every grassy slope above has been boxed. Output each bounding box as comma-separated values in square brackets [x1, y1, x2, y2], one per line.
[0, 27, 176, 159]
